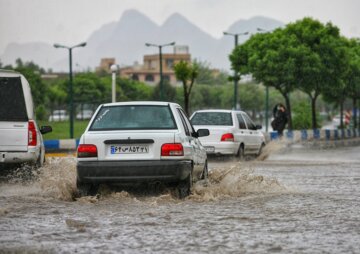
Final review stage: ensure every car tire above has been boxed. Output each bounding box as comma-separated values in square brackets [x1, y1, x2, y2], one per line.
[257, 143, 265, 156]
[35, 149, 45, 169]
[77, 180, 98, 197]
[201, 161, 208, 180]
[177, 169, 193, 199]
[237, 144, 245, 161]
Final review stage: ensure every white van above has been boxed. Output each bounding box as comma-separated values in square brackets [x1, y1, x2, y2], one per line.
[0, 69, 52, 168]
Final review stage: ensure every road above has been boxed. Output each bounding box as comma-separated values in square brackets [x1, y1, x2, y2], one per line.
[1, 143, 360, 253]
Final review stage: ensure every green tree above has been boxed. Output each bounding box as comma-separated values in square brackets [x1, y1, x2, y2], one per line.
[174, 61, 199, 115]
[230, 29, 299, 129]
[117, 77, 153, 101]
[152, 81, 176, 102]
[285, 18, 347, 129]
[322, 37, 352, 129]
[346, 39, 360, 128]
[194, 59, 229, 85]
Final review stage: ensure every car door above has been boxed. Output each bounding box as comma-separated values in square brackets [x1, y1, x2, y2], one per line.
[235, 112, 252, 153]
[177, 108, 203, 179]
[242, 113, 262, 150]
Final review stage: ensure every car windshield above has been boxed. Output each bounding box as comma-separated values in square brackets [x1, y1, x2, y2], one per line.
[90, 105, 176, 130]
[191, 112, 233, 126]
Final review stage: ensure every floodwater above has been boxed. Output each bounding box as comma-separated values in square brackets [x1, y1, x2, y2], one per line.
[1, 142, 360, 253]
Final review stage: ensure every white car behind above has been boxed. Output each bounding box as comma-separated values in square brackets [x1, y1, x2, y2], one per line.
[190, 109, 265, 159]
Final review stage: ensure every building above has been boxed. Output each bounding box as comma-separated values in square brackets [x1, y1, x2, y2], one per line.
[119, 46, 191, 86]
[95, 58, 116, 73]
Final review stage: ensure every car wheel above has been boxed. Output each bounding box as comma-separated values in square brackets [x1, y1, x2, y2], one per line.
[257, 143, 265, 156]
[177, 169, 193, 199]
[201, 161, 208, 180]
[77, 180, 98, 197]
[34, 149, 45, 169]
[237, 144, 245, 161]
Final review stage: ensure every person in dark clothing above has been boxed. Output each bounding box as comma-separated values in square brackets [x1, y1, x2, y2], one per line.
[271, 103, 288, 137]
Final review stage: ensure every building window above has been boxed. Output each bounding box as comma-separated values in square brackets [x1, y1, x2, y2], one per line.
[132, 74, 139, 81]
[163, 75, 170, 82]
[166, 59, 174, 69]
[145, 74, 154, 82]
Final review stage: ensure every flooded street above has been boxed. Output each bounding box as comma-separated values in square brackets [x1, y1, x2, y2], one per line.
[1, 143, 360, 253]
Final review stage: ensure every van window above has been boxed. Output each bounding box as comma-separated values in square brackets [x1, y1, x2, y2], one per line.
[0, 77, 28, 121]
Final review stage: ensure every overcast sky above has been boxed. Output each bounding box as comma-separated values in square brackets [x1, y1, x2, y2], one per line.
[0, 0, 359, 54]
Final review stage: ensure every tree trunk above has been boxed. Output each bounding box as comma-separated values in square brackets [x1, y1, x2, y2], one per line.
[183, 82, 190, 115]
[285, 95, 292, 130]
[311, 96, 317, 130]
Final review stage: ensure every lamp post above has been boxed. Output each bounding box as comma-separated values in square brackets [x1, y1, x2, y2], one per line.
[145, 42, 176, 101]
[110, 64, 118, 103]
[223, 31, 249, 110]
[54, 42, 86, 139]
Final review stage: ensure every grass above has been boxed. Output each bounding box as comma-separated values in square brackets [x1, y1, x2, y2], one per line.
[38, 120, 90, 140]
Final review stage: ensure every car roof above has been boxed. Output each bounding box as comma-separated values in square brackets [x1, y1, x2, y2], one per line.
[0, 69, 22, 78]
[101, 101, 180, 107]
[192, 109, 246, 114]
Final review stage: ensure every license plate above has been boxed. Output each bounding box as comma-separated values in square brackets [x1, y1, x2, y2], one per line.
[205, 146, 215, 153]
[110, 145, 149, 154]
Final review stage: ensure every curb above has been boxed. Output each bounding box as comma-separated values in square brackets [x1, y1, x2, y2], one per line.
[266, 128, 360, 142]
[44, 139, 79, 151]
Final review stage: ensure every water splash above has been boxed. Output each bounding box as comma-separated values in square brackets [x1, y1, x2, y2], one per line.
[1, 141, 287, 203]
[38, 157, 78, 201]
[191, 162, 286, 202]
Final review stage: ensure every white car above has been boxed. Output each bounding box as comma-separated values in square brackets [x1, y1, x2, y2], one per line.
[0, 69, 52, 168]
[190, 109, 265, 159]
[48, 110, 69, 122]
[76, 101, 209, 198]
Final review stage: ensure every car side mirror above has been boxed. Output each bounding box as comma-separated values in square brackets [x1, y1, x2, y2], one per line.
[196, 129, 210, 137]
[40, 126, 52, 134]
[255, 124, 262, 130]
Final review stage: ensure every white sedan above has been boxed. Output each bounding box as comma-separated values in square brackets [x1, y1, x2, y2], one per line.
[76, 101, 209, 198]
[190, 109, 265, 159]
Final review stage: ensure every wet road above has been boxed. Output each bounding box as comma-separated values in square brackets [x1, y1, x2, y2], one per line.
[1, 143, 360, 253]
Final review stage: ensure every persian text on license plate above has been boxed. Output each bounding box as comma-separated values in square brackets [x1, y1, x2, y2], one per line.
[111, 145, 149, 154]
[205, 146, 215, 153]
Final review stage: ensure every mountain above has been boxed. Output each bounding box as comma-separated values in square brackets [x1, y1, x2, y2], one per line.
[0, 10, 284, 71]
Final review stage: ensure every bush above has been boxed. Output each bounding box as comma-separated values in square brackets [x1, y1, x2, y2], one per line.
[35, 104, 47, 121]
[292, 102, 321, 129]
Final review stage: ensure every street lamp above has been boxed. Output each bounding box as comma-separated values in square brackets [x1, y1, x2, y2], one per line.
[145, 42, 176, 101]
[54, 42, 87, 139]
[223, 31, 249, 110]
[110, 64, 118, 103]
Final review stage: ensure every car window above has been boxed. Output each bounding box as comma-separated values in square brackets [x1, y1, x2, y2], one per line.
[90, 105, 176, 130]
[179, 109, 196, 136]
[242, 113, 257, 130]
[177, 109, 190, 136]
[236, 113, 247, 129]
[0, 77, 28, 121]
[191, 112, 233, 126]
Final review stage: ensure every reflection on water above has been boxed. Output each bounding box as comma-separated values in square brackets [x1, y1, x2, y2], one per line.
[0, 144, 360, 253]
